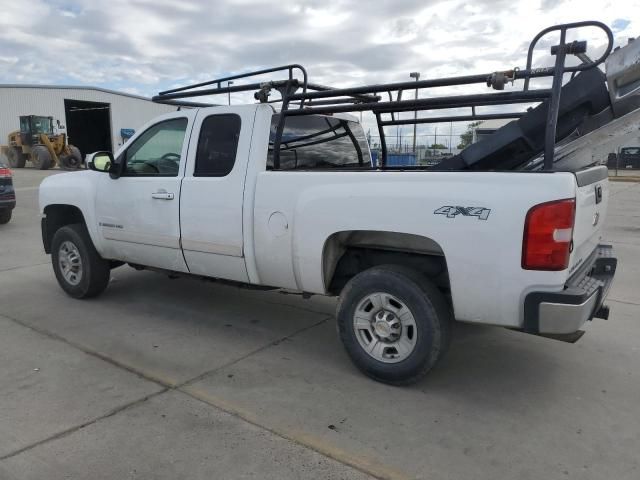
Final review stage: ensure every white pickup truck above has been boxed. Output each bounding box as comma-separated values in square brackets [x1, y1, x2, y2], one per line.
[40, 22, 629, 384]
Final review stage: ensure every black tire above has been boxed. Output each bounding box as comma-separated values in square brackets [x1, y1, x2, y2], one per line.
[336, 265, 452, 385]
[51, 224, 110, 298]
[31, 145, 52, 170]
[7, 147, 26, 168]
[60, 146, 83, 170]
[0, 209, 11, 224]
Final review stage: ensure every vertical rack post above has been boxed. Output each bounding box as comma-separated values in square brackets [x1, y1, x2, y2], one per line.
[543, 27, 567, 170]
[375, 112, 387, 168]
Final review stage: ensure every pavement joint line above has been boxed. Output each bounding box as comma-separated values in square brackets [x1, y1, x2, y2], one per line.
[609, 298, 640, 307]
[178, 387, 410, 480]
[176, 315, 333, 390]
[0, 389, 168, 462]
[0, 312, 177, 389]
[0, 315, 392, 480]
[0, 312, 376, 475]
[0, 262, 50, 273]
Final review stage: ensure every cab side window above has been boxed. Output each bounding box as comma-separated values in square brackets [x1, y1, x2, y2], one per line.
[194, 114, 241, 177]
[123, 118, 188, 176]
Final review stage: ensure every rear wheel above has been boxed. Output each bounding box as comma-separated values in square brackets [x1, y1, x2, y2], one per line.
[31, 146, 52, 170]
[337, 265, 452, 385]
[7, 147, 26, 168]
[0, 209, 12, 224]
[60, 146, 83, 170]
[51, 224, 110, 298]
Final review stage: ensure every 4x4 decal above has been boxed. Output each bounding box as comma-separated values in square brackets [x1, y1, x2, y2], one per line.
[434, 206, 491, 220]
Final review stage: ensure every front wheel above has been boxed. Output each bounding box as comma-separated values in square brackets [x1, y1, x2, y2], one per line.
[31, 145, 52, 170]
[51, 224, 110, 298]
[336, 265, 452, 385]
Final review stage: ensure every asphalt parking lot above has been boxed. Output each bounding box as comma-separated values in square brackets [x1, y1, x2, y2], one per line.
[1, 168, 639, 480]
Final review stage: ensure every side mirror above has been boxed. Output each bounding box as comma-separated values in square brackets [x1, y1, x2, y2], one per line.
[87, 151, 117, 176]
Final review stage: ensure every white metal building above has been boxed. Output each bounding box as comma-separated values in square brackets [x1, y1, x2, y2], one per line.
[0, 85, 178, 157]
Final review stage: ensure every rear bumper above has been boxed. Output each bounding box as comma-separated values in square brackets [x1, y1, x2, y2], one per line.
[523, 244, 617, 335]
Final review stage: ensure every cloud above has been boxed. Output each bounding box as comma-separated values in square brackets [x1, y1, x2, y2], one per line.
[1, 0, 639, 143]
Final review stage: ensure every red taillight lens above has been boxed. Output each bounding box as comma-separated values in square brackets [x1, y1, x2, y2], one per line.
[522, 198, 575, 271]
[0, 167, 11, 178]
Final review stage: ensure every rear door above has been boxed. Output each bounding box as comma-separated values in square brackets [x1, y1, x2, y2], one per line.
[569, 166, 610, 275]
[95, 112, 195, 271]
[179, 106, 256, 282]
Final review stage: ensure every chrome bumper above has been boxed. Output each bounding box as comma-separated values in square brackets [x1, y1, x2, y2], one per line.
[523, 244, 617, 336]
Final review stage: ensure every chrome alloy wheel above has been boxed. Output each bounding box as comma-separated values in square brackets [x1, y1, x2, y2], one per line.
[353, 292, 417, 363]
[58, 240, 83, 286]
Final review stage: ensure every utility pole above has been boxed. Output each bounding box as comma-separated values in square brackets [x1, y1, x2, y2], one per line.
[227, 81, 234, 105]
[434, 126, 438, 155]
[410, 72, 420, 156]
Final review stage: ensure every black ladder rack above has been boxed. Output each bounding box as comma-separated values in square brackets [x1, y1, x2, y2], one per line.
[152, 21, 613, 171]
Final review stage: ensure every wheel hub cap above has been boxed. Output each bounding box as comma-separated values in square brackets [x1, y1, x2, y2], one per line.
[373, 311, 401, 341]
[352, 292, 418, 364]
[58, 241, 83, 286]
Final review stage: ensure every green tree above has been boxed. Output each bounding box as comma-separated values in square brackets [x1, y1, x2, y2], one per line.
[429, 143, 447, 149]
[457, 121, 482, 149]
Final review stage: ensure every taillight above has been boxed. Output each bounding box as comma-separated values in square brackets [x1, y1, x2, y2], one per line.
[0, 167, 11, 178]
[522, 198, 575, 271]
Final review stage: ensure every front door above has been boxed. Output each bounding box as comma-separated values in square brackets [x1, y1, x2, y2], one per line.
[95, 113, 193, 272]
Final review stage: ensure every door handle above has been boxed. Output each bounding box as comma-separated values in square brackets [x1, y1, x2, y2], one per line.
[151, 191, 174, 200]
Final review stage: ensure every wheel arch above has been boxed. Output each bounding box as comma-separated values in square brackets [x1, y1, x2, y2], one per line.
[322, 230, 453, 309]
[42, 204, 86, 253]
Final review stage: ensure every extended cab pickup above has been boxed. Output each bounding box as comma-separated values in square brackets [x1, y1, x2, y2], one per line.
[39, 23, 626, 384]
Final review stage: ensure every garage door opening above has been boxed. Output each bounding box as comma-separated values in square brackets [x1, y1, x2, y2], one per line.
[64, 100, 112, 158]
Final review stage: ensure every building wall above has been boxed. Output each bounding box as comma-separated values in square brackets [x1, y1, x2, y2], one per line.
[0, 86, 176, 153]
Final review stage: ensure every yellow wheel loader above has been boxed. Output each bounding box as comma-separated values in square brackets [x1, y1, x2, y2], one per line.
[0, 115, 82, 170]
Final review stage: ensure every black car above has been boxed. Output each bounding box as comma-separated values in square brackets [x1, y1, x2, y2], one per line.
[0, 162, 16, 224]
[619, 147, 640, 169]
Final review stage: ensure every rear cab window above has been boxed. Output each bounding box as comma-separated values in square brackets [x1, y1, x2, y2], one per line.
[267, 115, 372, 170]
[194, 114, 242, 177]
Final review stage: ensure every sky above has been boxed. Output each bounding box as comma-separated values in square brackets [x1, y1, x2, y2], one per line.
[0, 0, 638, 147]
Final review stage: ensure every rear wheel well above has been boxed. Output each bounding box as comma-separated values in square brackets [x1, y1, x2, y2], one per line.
[324, 231, 451, 302]
[43, 205, 85, 253]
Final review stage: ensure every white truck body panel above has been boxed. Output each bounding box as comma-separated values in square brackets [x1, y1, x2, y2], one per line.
[252, 169, 577, 327]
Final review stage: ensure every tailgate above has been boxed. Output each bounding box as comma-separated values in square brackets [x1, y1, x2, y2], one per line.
[569, 166, 609, 275]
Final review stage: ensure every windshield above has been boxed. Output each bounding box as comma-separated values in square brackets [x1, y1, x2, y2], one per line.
[30, 116, 53, 135]
[621, 147, 640, 155]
